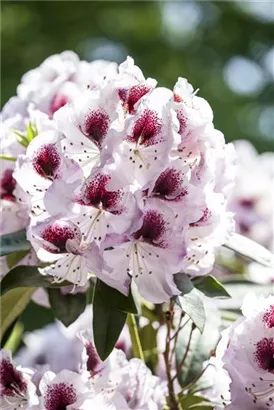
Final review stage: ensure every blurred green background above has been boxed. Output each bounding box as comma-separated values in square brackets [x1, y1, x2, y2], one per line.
[1, 1, 274, 152]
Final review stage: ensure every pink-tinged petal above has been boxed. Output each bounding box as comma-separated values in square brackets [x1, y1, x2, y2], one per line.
[54, 85, 121, 176]
[116, 56, 157, 114]
[115, 89, 180, 186]
[102, 202, 185, 303]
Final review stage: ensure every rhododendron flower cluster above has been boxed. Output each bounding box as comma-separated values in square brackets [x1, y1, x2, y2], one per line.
[1, 51, 235, 304]
[0, 322, 166, 410]
[215, 293, 274, 409]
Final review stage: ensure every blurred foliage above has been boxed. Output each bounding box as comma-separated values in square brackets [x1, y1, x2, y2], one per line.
[1, 1, 273, 152]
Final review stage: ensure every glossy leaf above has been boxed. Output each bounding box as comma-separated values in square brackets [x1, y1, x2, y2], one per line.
[6, 250, 30, 269]
[0, 230, 31, 257]
[94, 279, 138, 314]
[192, 275, 231, 299]
[48, 288, 87, 327]
[174, 273, 206, 333]
[1, 266, 72, 296]
[93, 303, 127, 361]
[1, 287, 35, 340]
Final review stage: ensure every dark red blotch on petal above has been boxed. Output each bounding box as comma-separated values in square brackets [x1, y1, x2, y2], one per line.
[44, 382, 77, 410]
[263, 305, 274, 329]
[50, 94, 70, 118]
[254, 337, 274, 373]
[152, 168, 186, 201]
[0, 169, 16, 202]
[119, 85, 151, 114]
[41, 222, 77, 253]
[82, 173, 122, 212]
[82, 110, 110, 149]
[0, 358, 27, 397]
[127, 109, 163, 147]
[85, 342, 101, 375]
[134, 210, 167, 247]
[32, 144, 61, 180]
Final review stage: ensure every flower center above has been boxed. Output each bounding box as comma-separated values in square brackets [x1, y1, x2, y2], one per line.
[81, 110, 109, 149]
[134, 210, 167, 247]
[152, 168, 184, 200]
[45, 382, 77, 410]
[0, 358, 27, 398]
[128, 109, 163, 147]
[82, 173, 122, 212]
[41, 222, 78, 253]
[254, 337, 274, 373]
[32, 144, 61, 180]
[0, 169, 16, 202]
[119, 85, 151, 114]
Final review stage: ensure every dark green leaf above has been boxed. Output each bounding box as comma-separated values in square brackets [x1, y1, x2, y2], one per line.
[139, 323, 158, 370]
[1, 287, 36, 340]
[192, 275, 231, 299]
[6, 250, 30, 269]
[94, 279, 137, 314]
[93, 303, 127, 361]
[174, 273, 205, 333]
[48, 288, 87, 327]
[176, 301, 221, 388]
[1, 266, 72, 296]
[0, 230, 31, 256]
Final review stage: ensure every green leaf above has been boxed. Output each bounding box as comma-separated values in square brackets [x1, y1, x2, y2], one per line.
[225, 233, 274, 268]
[26, 121, 39, 142]
[0, 230, 31, 257]
[1, 287, 35, 340]
[48, 288, 87, 327]
[94, 279, 138, 314]
[93, 279, 129, 360]
[6, 250, 30, 269]
[176, 301, 221, 388]
[178, 393, 214, 409]
[11, 129, 29, 148]
[139, 323, 158, 370]
[1, 266, 72, 296]
[4, 321, 24, 353]
[174, 273, 206, 333]
[192, 275, 231, 299]
[93, 303, 127, 361]
[0, 155, 16, 162]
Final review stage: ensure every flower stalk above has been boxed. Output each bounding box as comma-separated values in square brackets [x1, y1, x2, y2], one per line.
[126, 313, 145, 362]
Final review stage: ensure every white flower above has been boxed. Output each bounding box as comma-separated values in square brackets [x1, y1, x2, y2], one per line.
[28, 217, 105, 287]
[102, 201, 184, 303]
[39, 369, 88, 410]
[13, 130, 82, 217]
[228, 140, 274, 250]
[53, 83, 122, 177]
[0, 350, 39, 410]
[219, 293, 274, 409]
